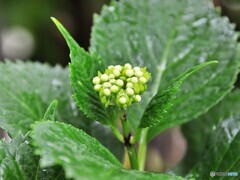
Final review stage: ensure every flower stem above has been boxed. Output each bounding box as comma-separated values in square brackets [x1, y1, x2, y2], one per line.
[138, 128, 148, 171]
[120, 110, 139, 170]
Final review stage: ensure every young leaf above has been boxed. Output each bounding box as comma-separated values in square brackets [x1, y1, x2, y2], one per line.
[32, 121, 184, 180]
[0, 61, 89, 137]
[139, 61, 217, 128]
[0, 133, 64, 179]
[52, 18, 115, 126]
[91, 0, 239, 132]
[43, 100, 58, 121]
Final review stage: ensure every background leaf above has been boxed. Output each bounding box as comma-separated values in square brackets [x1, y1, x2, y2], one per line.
[139, 61, 217, 128]
[175, 90, 240, 177]
[32, 121, 184, 180]
[0, 61, 90, 137]
[90, 0, 239, 137]
[52, 18, 116, 126]
[0, 133, 64, 179]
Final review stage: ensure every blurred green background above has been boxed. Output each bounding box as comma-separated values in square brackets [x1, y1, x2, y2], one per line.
[0, 0, 110, 65]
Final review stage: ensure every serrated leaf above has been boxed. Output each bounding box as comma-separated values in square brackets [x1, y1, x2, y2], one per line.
[0, 61, 90, 137]
[91, 0, 239, 135]
[139, 61, 217, 128]
[0, 133, 65, 179]
[32, 121, 184, 180]
[43, 100, 58, 121]
[52, 18, 116, 126]
[176, 90, 240, 177]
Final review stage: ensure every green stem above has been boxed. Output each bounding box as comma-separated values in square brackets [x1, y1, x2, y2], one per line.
[125, 144, 139, 170]
[111, 126, 124, 143]
[138, 128, 149, 171]
[120, 110, 139, 170]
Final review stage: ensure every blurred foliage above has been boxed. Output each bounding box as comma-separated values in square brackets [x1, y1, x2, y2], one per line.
[0, 0, 110, 65]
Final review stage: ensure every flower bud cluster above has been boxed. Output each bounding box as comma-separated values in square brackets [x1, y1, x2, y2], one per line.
[92, 63, 151, 108]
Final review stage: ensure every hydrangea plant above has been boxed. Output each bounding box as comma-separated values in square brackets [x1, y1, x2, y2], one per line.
[0, 0, 240, 179]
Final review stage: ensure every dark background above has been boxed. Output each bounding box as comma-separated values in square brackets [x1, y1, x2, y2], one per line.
[0, 0, 239, 66]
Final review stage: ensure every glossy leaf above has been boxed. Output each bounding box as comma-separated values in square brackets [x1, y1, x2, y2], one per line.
[177, 90, 240, 177]
[52, 18, 116, 126]
[139, 61, 217, 128]
[0, 61, 90, 137]
[0, 133, 64, 179]
[32, 121, 184, 180]
[91, 0, 239, 136]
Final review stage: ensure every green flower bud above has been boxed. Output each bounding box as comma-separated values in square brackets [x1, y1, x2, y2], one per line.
[101, 74, 109, 82]
[108, 65, 114, 69]
[119, 97, 127, 104]
[139, 77, 147, 83]
[133, 67, 140, 71]
[92, 77, 101, 85]
[108, 74, 115, 79]
[110, 85, 119, 93]
[115, 65, 123, 71]
[110, 79, 116, 84]
[126, 69, 134, 77]
[131, 77, 138, 83]
[126, 82, 133, 88]
[103, 88, 111, 96]
[126, 88, 134, 96]
[124, 63, 132, 69]
[103, 82, 111, 88]
[135, 70, 143, 77]
[116, 79, 124, 87]
[134, 95, 141, 102]
[93, 63, 150, 108]
[94, 84, 101, 92]
[113, 69, 121, 77]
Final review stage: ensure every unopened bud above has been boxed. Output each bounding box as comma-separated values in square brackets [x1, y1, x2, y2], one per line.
[94, 84, 101, 92]
[116, 79, 124, 87]
[126, 88, 134, 96]
[110, 85, 119, 93]
[119, 97, 127, 104]
[92, 77, 101, 84]
[126, 69, 134, 77]
[101, 74, 109, 82]
[139, 77, 147, 83]
[103, 88, 111, 96]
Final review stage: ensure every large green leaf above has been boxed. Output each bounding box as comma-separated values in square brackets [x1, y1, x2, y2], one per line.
[91, 0, 239, 135]
[139, 61, 217, 128]
[177, 90, 240, 177]
[32, 121, 184, 180]
[0, 133, 64, 179]
[0, 61, 90, 137]
[52, 18, 117, 126]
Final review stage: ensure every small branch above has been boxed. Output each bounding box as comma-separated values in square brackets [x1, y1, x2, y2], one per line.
[138, 128, 149, 171]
